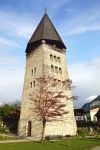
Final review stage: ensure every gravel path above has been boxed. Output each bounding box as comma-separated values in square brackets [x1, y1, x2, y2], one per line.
[90, 146, 100, 150]
[0, 139, 29, 143]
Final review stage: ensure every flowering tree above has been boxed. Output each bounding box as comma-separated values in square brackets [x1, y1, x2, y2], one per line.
[29, 76, 76, 142]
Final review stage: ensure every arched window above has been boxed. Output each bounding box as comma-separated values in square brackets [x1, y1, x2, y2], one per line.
[57, 57, 61, 63]
[33, 81, 35, 87]
[34, 67, 36, 74]
[30, 82, 32, 88]
[59, 68, 62, 74]
[51, 65, 54, 73]
[50, 54, 53, 61]
[27, 121, 31, 136]
[54, 56, 57, 62]
[31, 69, 33, 75]
[55, 66, 58, 74]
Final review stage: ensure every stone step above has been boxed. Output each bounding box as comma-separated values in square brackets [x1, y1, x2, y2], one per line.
[24, 136, 41, 141]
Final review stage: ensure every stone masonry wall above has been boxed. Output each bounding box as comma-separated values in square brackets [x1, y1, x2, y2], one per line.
[18, 43, 77, 138]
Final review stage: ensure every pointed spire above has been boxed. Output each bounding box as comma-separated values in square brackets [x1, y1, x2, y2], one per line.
[26, 12, 66, 54]
[45, 8, 47, 13]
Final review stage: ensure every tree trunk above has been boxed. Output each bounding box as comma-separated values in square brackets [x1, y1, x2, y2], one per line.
[40, 118, 46, 143]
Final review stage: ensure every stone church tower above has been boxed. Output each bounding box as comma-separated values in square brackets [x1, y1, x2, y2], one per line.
[19, 12, 77, 138]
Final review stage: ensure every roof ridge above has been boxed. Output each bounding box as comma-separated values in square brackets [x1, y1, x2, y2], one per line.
[42, 12, 46, 40]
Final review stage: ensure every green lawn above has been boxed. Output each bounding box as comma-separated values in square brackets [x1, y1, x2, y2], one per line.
[0, 138, 100, 150]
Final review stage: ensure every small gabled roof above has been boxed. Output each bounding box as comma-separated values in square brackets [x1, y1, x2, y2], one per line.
[26, 12, 66, 54]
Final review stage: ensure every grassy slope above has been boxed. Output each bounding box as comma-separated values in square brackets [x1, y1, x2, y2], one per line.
[0, 138, 100, 150]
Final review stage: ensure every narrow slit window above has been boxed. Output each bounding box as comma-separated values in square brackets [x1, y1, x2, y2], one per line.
[31, 69, 33, 75]
[33, 81, 35, 87]
[54, 56, 57, 62]
[50, 54, 53, 61]
[53, 78, 57, 85]
[58, 57, 61, 63]
[55, 66, 58, 74]
[34, 67, 36, 74]
[58, 80, 61, 85]
[59, 68, 62, 74]
[51, 65, 54, 73]
[30, 82, 32, 88]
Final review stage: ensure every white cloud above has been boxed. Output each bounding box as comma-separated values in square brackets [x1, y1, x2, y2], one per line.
[0, 55, 25, 103]
[0, 67, 24, 103]
[0, 68, 24, 103]
[0, 102, 3, 106]
[0, 9, 39, 55]
[0, 10, 36, 40]
[69, 57, 100, 107]
[60, 7, 100, 35]
[84, 95, 97, 102]
[0, 55, 22, 66]
[0, 37, 22, 48]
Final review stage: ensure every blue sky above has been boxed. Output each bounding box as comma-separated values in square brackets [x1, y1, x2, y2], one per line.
[0, 0, 100, 107]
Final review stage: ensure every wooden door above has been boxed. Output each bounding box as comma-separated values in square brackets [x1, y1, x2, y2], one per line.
[27, 121, 31, 136]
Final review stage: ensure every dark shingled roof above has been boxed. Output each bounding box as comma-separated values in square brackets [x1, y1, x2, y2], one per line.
[91, 95, 100, 103]
[26, 12, 66, 54]
[95, 108, 100, 117]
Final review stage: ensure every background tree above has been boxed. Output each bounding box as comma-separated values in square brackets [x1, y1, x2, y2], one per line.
[29, 76, 76, 142]
[0, 100, 20, 120]
[0, 100, 21, 133]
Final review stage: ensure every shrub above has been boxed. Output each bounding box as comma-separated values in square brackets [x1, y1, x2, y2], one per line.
[77, 130, 85, 137]
[45, 135, 63, 140]
[0, 127, 5, 133]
